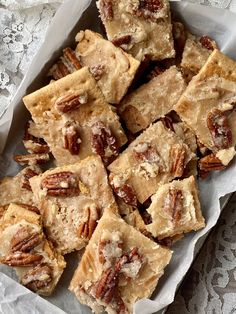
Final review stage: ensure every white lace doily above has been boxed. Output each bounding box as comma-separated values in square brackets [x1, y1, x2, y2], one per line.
[1, 1, 236, 313]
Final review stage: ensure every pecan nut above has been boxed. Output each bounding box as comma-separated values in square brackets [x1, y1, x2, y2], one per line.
[23, 122, 50, 154]
[160, 116, 175, 132]
[198, 154, 225, 172]
[62, 121, 81, 155]
[91, 121, 119, 163]
[62, 47, 81, 72]
[14, 153, 50, 166]
[41, 171, 80, 197]
[110, 174, 137, 207]
[17, 203, 40, 214]
[163, 188, 183, 222]
[11, 227, 42, 253]
[134, 0, 163, 20]
[169, 145, 186, 177]
[112, 35, 132, 47]
[48, 61, 70, 80]
[55, 93, 88, 113]
[21, 167, 40, 191]
[77, 206, 100, 240]
[89, 64, 105, 81]
[99, 0, 113, 21]
[207, 109, 232, 150]
[1, 252, 43, 266]
[199, 35, 216, 51]
[21, 264, 52, 292]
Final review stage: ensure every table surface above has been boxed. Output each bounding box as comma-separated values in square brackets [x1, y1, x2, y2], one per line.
[1, 1, 236, 313]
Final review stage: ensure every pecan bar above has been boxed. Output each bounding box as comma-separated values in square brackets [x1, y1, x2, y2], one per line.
[0, 203, 65, 295]
[75, 30, 140, 104]
[69, 207, 172, 313]
[119, 66, 186, 133]
[0, 166, 41, 218]
[181, 33, 217, 82]
[176, 49, 236, 166]
[108, 121, 195, 204]
[97, 0, 175, 62]
[30, 156, 116, 254]
[23, 67, 127, 166]
[145, 176, 205, 239]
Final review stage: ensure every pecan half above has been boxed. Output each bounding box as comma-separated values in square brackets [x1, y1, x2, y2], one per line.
[207, 109, 232, 150]
[21, 264, 52, 292]
[1, 252, 43, 266]
[62, 121, 81, 155]
[14, 153, 50, 166]
[100, 0, 113, 21]
[11, 227, 42, 253]
[49, 61, 70, 80]
[90, 64, 106, 80]
[77, 206, 100, 240]
[21, 167, 40, 191]
[163, 189, 183, 222]
[199, 35, 216, 51]
[55, 93, 88, 113]
[133, 142, 160, 163]
[62, 47, 81, 72]
[24, 122, 50, 154]
[160, 116, 175, 132]
[110, 174, 137, 207]
[198, 154, 225, 172]
[169, 145, 186, 177]
[91, 121, 119, 163]
[112, 35, 132, 47]
[41, 171, 80, 197]
[134, 0, 163, 20]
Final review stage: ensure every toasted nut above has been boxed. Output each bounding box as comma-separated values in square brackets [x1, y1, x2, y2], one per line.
[1, 252, 43, 266]
[91, 121, 119, 164]
[160, 116, 175, 132]
[21, 167, 40, 191]
[14, 153, 50, 166]
[77, 206, 100, 240]
[198, 154, 226, 172]
[112, 35, 132, 47]
[41, 171, 80, 197]
[110, 174, 137, 207]
[62, 121, 81, 155]
[62, 47, 81, 71]
[48, 61, 70, 80]
[163, 188, 183, 222]
[89, 64, 106, 80]
[21, 264, 52, 292]
[134, 0, 163, 20]
[207, 109, 232, 150]
[199, 35, 217, 51]
[55, 93, 88, 113]
[23, 122, 50, 154]
[11, 227, 42, 253]
[99, 0, 113, 21]
[169, 145, 186, 177]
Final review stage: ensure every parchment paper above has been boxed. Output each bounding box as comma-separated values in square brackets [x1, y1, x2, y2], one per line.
[1, 1, 236, 313]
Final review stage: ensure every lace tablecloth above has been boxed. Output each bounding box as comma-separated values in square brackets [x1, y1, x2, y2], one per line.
[1, 1, 236, 313]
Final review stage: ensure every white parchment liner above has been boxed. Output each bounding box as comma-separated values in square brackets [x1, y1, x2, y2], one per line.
[0, 1, 236, 313]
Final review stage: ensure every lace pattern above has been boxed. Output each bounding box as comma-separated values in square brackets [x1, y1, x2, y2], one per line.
[0, 0, 236, 313]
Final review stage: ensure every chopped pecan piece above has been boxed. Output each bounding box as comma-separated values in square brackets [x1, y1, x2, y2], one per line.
[41, 171, 80, 197]
[11, 227, 42, 253]
[90, 64, 106, 80]
[77, 206, 100, 240]
[198, 154, 226, 172]
[23, 122, 50, 154]
[163, 189, 183, 222]
[55, 93, 88, 113]
[21, 168, 40, 191]
[100, 0, 113, 21]
[169, 145, 186, 177]
[133, 142, 160, 163]
[91, 121, 119, 163]
[134, 0, 163, 20]
[14, 153, 50, 166]
[160, 116, 175, 132]
[199, 35, 216, 51]
[21, 264, 52, 292]
[110, 174, 137, 207]
[207, 109, 232, 149]
[112, 35, 132, 47]
[1, 252, 43, 266]
[62, 121, 81, 155]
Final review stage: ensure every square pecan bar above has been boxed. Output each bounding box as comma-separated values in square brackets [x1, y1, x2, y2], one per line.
[145, 176, 205, 239]
[108, 121, 195, 204]
[75, 30, 140, 105]
[23, 67, 127, 166]
[30, 156, 116, 254]
[97, 0, 175, 61]
[0, 203, 66, 295]
[181, 33, 217, 82]
[0, 166, 42, 218]
[119, 66, 186, 133]
[69, 207, 172, 313]
[176, 49, 236, 167]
